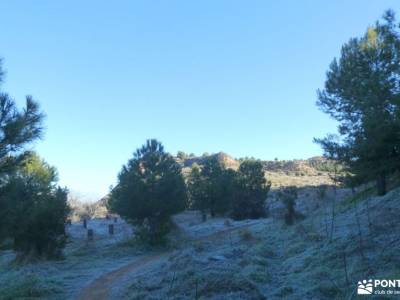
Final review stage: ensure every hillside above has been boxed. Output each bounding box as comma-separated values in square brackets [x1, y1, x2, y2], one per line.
[100, 187, 400, 300]
[180, 152, 335, 189]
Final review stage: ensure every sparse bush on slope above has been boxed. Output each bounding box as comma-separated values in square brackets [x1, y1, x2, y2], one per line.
[278, 186, 300, 225]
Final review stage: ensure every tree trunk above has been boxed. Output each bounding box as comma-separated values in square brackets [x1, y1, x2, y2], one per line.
[376, 173, 386, 196]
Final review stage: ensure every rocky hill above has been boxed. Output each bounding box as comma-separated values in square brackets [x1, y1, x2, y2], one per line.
[179, 152, 240, 170]
[180, 153, 336, 188]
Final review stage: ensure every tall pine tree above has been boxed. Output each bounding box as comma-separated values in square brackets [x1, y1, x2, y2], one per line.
[315, 10, 400, 195]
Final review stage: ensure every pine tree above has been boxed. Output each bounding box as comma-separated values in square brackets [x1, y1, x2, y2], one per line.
[315, 10, 400, 195]
[0, 59, 44, 241]
[201, 157, 233, 216]
[187, 163, 208, 221]
[231, 160, 270, 220]
[0, 153, 69, 259]
[109, 139, 187, 244]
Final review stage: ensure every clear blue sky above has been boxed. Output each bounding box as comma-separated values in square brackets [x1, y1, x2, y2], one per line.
[1, 1, 399, 200]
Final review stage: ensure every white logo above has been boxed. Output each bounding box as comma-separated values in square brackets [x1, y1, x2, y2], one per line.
[358, 279, 373, 295]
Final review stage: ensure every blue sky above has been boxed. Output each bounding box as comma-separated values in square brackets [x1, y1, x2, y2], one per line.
[1, 1, 399, 200]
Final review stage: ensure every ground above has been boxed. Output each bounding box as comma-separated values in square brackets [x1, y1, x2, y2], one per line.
[1, 186, 400, 299]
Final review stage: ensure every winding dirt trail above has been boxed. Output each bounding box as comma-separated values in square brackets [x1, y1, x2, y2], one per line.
[76, 222, 258, 300]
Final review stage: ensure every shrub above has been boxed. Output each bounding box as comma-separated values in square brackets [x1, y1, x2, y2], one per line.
[239, 228, 254, 241]
[317, 184, 328, 200]
[109, 139, 187, 245]
[0, 153, 69, 259]
[278, 186, 298, 225]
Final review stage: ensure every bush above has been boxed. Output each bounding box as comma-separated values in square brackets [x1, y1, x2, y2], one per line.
[278, 186, 298, 225]
[239, 228, 254, 241]
[109, 139, 187, 245]
[0, 153, 69, 259]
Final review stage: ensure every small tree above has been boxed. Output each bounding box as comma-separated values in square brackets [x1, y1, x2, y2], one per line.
[278, 186, 298, 225]
[201, 157, 233, 216]
[231, 160, 270, 220]
[109, 139, 187, 244]
[0, 153, 69, 259]
[188, 157, 236, 217]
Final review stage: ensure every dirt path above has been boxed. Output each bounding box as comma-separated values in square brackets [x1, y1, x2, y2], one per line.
[76, 253, 168, 300]
[76, 222, 259, 300]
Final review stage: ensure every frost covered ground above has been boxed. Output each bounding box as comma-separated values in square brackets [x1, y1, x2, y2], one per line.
[114, 188, 400, 300]
[0, 213, 271, 300]
[0, 218, 142, 300]
[1, 187, 400, 300]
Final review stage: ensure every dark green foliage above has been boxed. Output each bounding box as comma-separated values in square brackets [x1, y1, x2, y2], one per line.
[316, 184, 328, 200]
[187, 163, 208, 219]
[231, 160, 270, 220]
[188, 157, 234, 217]
[278, 186, 298, 225]
[188, 158, 269, 220]
[109, 139, 187, 245]
[0, 61, 44, 180]
[0, 60, 45, 242]
[315, 11, 400, 195]
[202, 157, 236, 216]
[176, 151, 188, 160]
[307, 158, 344, 174]
[0, 153, 69, 259]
